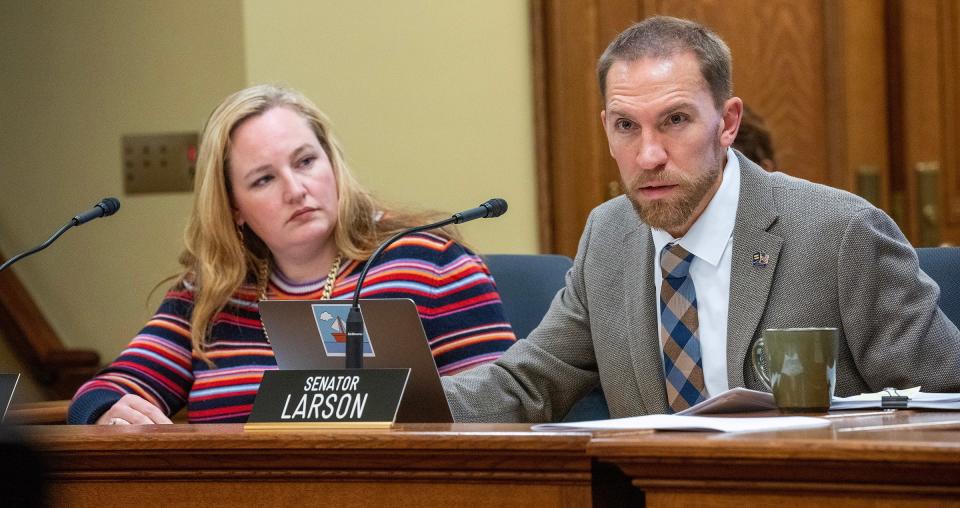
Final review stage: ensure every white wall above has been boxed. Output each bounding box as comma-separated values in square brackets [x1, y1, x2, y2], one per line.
[241, 0, 538, 252]
[0, 0, 247, 386]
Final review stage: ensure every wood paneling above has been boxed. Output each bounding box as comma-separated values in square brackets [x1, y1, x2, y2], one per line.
[534, 0, 960, 253]
[533, 0, 638, 253]
[889, 0, 960, 245]
[590, 410, 960, 507]
[648, 0, 830, 184]
[826, 0, 890, 206]
[894, 0, 942, 244]
[25, 423, 594, 508]
[18, 414, 960, 507]
[940, 0, 960, 244]
[533, 1, 879, 256]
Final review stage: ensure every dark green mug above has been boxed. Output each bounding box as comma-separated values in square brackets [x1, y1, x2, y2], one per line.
[750, 328, 838, 412]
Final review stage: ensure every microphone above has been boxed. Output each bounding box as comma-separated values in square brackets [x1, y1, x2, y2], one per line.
[0, 197, 121, 273]
[73, 197, 121, 226]
[345, 198, 508, 368]
[451, 198, 508, 224]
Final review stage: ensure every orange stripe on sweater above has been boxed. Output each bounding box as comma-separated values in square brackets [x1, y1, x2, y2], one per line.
[430, 332, 516, 355]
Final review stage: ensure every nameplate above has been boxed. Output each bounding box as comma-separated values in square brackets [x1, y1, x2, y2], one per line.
[245, 369, 410, 430]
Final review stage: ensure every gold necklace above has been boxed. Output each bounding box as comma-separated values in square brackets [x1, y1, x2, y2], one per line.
[258, 254, 342, 301]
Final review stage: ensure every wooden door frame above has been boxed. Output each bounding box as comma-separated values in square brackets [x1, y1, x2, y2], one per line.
[529, 0, 639, 255]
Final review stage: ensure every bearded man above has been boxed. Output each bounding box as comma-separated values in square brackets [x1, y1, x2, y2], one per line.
[442, 16, 960, 421]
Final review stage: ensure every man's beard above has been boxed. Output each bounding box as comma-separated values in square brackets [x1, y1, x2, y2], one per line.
[625, 158, 722, 232]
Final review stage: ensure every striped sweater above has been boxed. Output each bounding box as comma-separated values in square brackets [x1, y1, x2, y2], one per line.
[68, 233, 516, 424]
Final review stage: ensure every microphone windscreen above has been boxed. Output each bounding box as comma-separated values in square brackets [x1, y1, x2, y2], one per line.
[99, 197, 121, 217]
[483, 198, 508, 218]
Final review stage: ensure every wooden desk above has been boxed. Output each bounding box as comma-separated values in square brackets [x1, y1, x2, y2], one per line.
[20, 423, 594, 508]
[6, 399, 70, 425]
[589, 411, 960, 507]
[17, 412, 960, 507]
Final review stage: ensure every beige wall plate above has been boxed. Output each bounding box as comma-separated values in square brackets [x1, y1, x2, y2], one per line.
[122, 132, 198, 194]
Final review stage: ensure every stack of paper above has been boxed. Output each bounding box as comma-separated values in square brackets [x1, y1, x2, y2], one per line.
[831, 387, 960, 410]
[671, 386, 960, 413]
[533, 388, 825, 433]
[532, 414, 829, 433]
[532, 386, 960, 434]
[676, 387, 776, 415]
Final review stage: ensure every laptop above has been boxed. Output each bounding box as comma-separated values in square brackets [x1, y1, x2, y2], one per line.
[0, 373, 20, 424]
[259, 299, 453, 423]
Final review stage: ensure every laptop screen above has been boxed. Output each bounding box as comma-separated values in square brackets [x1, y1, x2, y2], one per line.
[259, 299, 452, 423]
[0, 373, 20, 423]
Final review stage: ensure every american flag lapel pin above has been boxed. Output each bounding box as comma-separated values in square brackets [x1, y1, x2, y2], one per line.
[752, 252, 769, 268]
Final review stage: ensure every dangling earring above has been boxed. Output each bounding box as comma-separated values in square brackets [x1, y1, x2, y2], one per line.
[236, 223, 245, 244]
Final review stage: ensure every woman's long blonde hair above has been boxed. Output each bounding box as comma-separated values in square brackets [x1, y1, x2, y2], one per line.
[181, 84, 456, 363]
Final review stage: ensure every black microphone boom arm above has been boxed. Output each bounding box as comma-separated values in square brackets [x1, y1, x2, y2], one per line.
[344, 198, 508, 369]
[0, 197, 121, 274]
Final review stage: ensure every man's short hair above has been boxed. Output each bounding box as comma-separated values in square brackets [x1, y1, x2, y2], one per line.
[597, 16, 732, 108]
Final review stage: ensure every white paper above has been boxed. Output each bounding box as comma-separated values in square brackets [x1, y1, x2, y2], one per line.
[677, 387, 776, 415]
[532, 414, 829, 433]
[673, 386, 960, 412]
[831, 389, 960, 410]
[836, 386, 922, 401]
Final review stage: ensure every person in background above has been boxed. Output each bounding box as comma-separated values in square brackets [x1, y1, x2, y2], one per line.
[442, 16, 960, 422]
[732, 104, 777, 171]
[69, 85, 516, 425]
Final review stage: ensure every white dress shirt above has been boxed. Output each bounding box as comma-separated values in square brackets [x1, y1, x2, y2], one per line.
[651, 147, 740, 397]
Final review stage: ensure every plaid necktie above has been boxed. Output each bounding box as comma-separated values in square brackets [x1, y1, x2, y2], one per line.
[659, 242, 708, 412]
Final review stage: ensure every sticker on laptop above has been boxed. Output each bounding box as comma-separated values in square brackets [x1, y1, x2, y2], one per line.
[311, 304, 375, 357]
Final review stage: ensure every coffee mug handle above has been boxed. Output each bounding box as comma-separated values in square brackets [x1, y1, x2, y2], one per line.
[750, 337, 772, 391]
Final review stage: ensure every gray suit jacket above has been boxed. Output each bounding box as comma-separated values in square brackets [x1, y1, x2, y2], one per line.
[444, 153, 960, 422]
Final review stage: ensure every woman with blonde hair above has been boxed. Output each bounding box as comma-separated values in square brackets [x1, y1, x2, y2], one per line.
[68, 85, 516, 424]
